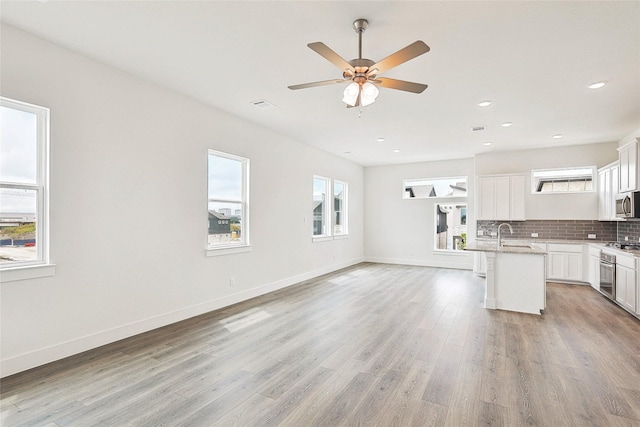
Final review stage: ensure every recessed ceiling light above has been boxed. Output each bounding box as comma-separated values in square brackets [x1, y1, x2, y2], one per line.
[588, 81, 606, 89]
[483, 142, 493, 146]
[478, 100, 492, 107]
[393, 149, 400, 153]
[501, 122, 513, 127]
[552, 134, 564, 139]
[376, 137, 385, 142]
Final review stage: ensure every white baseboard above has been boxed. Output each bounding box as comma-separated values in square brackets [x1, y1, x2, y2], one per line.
[364, 256, 473, 270]
[0, 257, 364, 378]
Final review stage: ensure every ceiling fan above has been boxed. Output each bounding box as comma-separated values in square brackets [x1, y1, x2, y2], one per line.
[288, 18, 430, 108]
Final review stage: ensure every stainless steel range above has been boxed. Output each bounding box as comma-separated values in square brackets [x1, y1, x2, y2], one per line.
[599, 251, 616, 300]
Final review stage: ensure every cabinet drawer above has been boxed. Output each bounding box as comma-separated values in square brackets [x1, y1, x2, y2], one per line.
[547, 243, 583, 253]
[588, 245, 601, 257]
[617, 254, 636, 269]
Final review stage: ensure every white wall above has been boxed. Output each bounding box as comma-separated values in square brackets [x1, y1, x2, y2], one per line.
[364, 158, 474, 270]
[475, 143, 618, 219]
[0, 25, 364, 377]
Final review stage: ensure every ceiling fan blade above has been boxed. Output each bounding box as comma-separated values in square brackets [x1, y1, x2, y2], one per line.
[375, 77, 428, 93]
[370, 41, 430, 74]
[307, 42, 355, 72]
[288, 79, 347, 90]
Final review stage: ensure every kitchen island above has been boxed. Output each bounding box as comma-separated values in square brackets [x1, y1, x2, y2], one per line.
[466, 241, 547, 315]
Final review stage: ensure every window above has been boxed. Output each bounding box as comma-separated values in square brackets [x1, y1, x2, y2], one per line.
[0, 97, 49, 269]
[333, 180, 348, 236]
[404, 177, 468, 199]
[531, 167, 596, 193]
[313, 176, 331, 238]
[313, 176, 349, 241]
[207, 150, 249, 251]
[434, 203, 467, 251]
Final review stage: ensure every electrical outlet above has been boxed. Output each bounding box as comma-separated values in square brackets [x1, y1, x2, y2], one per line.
[531, 233, 538, 238]
[477, 230, 484, 236]
[490, 232, 497, 237]
[625, 236, 629, 241]
[229, 277, 235, 287]
[587, 234, 596, 239]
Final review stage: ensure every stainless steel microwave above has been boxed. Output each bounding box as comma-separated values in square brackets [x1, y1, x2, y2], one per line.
[616, 191, 640, 218]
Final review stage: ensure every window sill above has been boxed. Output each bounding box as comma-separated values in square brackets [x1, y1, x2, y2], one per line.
[0, 263, 56, 283]
[206, 245, 252, 257]
[333, 234, 349, 240]
[312, 236, 333, 243]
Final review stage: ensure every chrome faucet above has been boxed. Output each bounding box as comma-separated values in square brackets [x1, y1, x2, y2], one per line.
[497, 223, 513, 247]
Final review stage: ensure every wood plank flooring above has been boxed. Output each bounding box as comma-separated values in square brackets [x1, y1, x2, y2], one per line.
[2, 262, 640, 426]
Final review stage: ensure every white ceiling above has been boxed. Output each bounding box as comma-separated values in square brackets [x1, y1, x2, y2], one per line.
[2, 1, 639, 166]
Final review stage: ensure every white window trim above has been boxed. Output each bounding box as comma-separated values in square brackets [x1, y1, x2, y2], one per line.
[403, 176, 468, 199]
[333, 179, 349, 237]
[312, 175, 332, 239]
[531, 166, 597, 194]
[0, 97, 53, 279]
[207, 149, 250, 253]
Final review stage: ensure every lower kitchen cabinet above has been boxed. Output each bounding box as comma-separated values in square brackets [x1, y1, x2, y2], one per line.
[616, 255, 637, 313]
[547, 243, 583, 282]
[588, 245, 600, 289]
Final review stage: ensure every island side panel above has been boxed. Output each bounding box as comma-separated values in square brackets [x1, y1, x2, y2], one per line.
[494, 252, 546, 315]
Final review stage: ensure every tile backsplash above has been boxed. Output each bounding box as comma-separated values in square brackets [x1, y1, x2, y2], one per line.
[476, 220, 618, 242]
[616, 221, 640, 243]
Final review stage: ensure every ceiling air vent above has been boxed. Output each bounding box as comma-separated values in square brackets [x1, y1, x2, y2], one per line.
[472, 126, 486, 132]
[251, 99, 276, 109]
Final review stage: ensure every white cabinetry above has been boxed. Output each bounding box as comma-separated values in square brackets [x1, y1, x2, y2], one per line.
[616, 254, 637, 313]
[546, 243, 583, 282]
[477, 175, 525, 221]
[588, 245, 600, 289]
[618, 139, 639, 193]
[473, 251, 486, 277]
[598, 161, 619, 221]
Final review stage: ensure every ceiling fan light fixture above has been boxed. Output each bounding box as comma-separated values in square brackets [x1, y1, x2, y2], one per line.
[342, 82, 360, 106]
[360, 82, 379, 106]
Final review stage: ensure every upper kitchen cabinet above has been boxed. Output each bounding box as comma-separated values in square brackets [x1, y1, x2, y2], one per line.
[598, 161, 619, 221]
[477, 175, 525, 220]
[618, 139, 640, 193]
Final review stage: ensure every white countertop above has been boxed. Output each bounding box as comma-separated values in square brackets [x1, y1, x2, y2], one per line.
[465, 241, 547, 255]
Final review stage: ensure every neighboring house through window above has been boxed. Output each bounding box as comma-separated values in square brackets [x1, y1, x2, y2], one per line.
[207, 149, 249, 252]
[313, 175, 330, 238]
[333, 180, 348, 236]
[0, 97, 50, 270]
[313, 175, 348, 240]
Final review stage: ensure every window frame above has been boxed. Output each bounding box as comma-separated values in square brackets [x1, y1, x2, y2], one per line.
[403, 176, 468, 199]
[531, 166, 597, 194]
[0, 97, 52, 277]
[433, 202, 468, 253]
[206, 149, 250, 256]
[333, 180, 349, 238]
[312, 175, 332, 241]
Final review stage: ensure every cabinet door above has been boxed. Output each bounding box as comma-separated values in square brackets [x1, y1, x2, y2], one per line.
[589, 255, 600, 289]
[494, 177, 510, 220]
[477, 178, 495, 220]
[510, 175, 526, 220]
[616, 266, 636, 312]
[598, 169, 610, 220]
[611, 165, 619, 220]
[619, 142, 637, 193]
[547, 253, 565, 279]
[565, 253, 583, 281]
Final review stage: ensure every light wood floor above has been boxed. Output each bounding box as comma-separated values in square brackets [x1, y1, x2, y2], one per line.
[2, 263, 640, 426]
